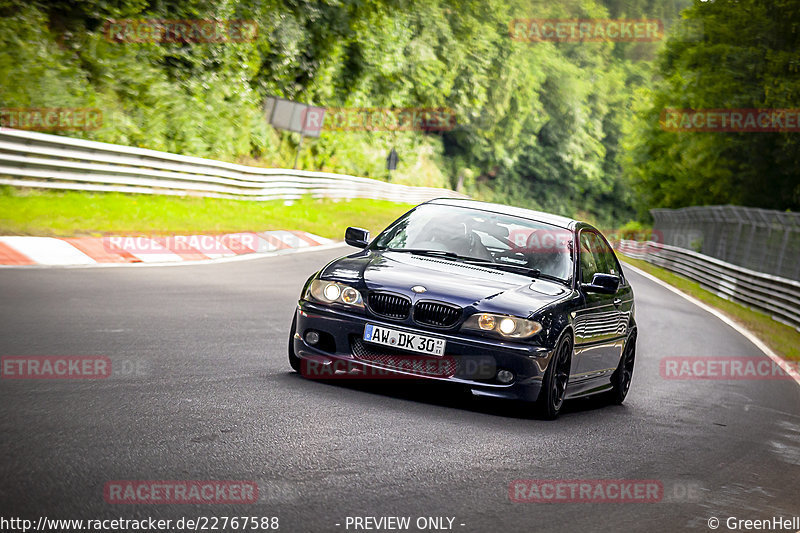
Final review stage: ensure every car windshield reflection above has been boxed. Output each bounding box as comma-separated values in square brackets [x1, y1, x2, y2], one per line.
[372, 204, 574, 283]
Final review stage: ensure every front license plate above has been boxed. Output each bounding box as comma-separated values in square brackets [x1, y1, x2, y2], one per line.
[363, 324, 446, 356]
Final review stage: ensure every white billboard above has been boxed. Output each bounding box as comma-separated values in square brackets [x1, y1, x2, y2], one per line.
[264, 97, 325, 137]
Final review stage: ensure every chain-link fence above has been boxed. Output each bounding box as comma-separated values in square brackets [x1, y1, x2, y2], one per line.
[651, 205, 800, 281]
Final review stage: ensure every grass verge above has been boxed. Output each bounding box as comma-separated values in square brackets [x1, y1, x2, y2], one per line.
[0, 187, 414, 239]
[619, 253, 800, 362]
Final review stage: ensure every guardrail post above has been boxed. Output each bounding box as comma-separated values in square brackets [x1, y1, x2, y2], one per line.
[776, 227, 791, 278]
[742, 224, 757, 271]
[731, 222, 744, 265]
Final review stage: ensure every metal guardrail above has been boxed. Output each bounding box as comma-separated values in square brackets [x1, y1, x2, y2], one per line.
[0, 128, 467, 203]
[617, 239, 800, 330]
[651, 205, 800, 281]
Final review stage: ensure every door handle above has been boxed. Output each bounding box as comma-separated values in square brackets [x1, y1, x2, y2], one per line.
[613, 298, 622, 307]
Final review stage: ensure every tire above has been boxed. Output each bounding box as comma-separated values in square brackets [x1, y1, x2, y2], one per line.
[288, 313, 301, 372]
[538, 334, 573, 419]
[609, 333, 636, 405]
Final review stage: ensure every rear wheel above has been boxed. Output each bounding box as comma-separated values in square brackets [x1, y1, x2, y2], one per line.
[538, 334, 573, 419]
[288, 313, 301, 372]
[609, 333, 636, 404]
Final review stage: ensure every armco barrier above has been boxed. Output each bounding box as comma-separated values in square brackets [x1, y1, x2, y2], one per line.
[616, 239, 800, 330]
[651, 205, 800, 281]
[0, 128, 466, 203]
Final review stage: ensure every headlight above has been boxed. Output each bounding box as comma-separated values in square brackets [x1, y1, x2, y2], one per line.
[499, 317, 516, 334]
[462, 313, 542, 339]
[323, 283, 341, 301]
[307, 280, 364, 308]
[341, 287, 360, 304]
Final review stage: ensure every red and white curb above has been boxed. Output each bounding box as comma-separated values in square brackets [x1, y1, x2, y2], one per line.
[0, 231, 336, 267]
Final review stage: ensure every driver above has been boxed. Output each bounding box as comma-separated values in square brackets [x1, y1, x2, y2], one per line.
[412, 216, 492, 259]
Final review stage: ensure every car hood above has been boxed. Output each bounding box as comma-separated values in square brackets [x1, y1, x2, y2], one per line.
[321, 251, 572, 316]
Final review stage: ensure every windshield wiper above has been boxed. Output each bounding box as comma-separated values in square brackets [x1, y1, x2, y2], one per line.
[459, 258, 571, 283]
[458, 258, 541, 278]
[382, 248, 565, 282]
[388, 248, 502, 264]
[387, 248, 533, 274]
[383, 248, 462, 259]
[405, 249, 460, 258]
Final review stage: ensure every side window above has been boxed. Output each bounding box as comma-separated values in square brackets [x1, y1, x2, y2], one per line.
[591, 233, 619, 276]
[579, 232, 598, 284]
[580, 231, 620, 283]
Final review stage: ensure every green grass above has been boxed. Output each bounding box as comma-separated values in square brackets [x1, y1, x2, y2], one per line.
[619, 253, 800, 362]
[0, 188, 414, 239]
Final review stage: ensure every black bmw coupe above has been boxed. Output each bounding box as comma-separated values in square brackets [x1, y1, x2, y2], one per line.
[289, 198, 636, 418]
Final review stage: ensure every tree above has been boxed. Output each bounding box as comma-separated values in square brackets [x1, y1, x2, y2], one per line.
[625, 0, 800, 215]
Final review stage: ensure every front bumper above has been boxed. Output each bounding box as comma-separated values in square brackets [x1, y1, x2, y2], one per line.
[292, 301, 555, 403]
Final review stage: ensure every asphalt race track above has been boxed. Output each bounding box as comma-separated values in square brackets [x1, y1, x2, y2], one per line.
[1, 246, 799, 532]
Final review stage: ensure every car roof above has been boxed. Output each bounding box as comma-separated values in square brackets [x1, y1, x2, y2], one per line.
[426, 198, 578, 229]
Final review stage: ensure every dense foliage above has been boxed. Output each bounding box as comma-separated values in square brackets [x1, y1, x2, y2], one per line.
[625, 0, 800, 215]
[7, 0, 795, 226]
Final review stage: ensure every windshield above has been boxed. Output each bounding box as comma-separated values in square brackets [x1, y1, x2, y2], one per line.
[373, 204, 573, 283]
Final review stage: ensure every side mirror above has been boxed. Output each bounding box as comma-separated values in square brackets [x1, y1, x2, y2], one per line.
[582, 273, 620, 294]
[345, 227, 370, 248]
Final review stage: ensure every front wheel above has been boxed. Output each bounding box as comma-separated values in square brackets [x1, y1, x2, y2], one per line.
[288, 313, 301, 372]
[537, 334, 573, 419]
[609, 333, 636, 404]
